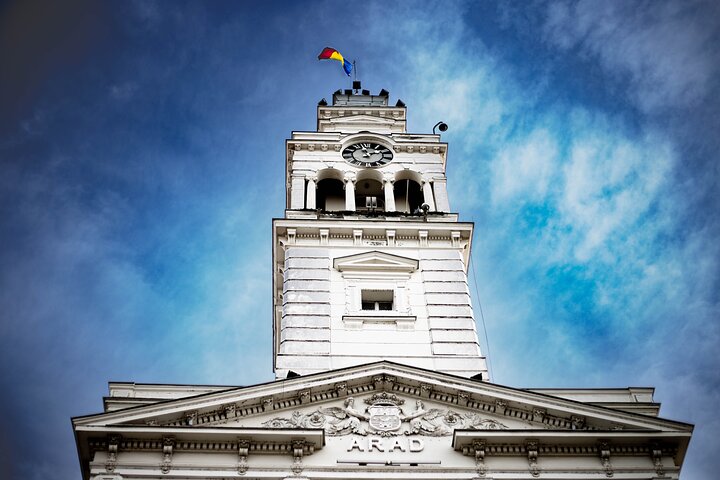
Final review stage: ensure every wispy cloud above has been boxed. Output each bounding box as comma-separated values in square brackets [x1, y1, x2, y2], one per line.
[490, 128, 558, 204]
[362, 3, 719, 477]
[542, 0, 719, 113]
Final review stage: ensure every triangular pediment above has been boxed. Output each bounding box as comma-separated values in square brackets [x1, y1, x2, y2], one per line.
[333, 251, 418, 273]
[74, 362, 689, 435]
[73, 362, 693, 478]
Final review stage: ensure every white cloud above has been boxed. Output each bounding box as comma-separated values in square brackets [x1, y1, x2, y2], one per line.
[490, 128, 558, 204]
[557, 127, 674, 262]
[364, 1, 514, 145]
[543, 0, 719, 112]
[364, 2, 712, 382]
[366, 1, 682, 277]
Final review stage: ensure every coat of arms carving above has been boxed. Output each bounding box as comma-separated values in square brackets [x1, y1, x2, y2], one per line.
[261, 393, 508, 437]
[366, 393, 403, 434]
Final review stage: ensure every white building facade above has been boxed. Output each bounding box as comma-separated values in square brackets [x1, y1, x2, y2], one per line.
[74, 87, 692, 480]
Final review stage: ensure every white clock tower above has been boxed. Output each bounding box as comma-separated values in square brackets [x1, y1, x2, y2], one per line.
[73, 85, 692, 480]
[272, 86, 487, 379]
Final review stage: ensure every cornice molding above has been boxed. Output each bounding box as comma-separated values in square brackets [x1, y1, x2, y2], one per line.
[121, 377, 643, 436]
[318, 106, 406, 120]
[74, 363, 692, 436]
[287, 140, 446, 155]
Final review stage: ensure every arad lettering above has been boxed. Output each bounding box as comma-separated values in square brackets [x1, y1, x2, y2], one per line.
[346, 435, 424, 453]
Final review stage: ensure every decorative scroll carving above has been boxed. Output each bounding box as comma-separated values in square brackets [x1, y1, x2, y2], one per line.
[599, 441, 614, 477]
[237, 455, 249, 475]
[571, 415, 586, 430]
[365, 392, 403, 406]
[526, 440, 540, 477]
[185, 411, 198, 426]
[291, 440, 307, 474]
[651, 445, 666, 477]
[105, 435, 120, 473]
[160, 436, 174, 474]
[532, 408, 546, 422]
[262, 410, 331, 430]
[224, 403, 237, 420]
[237, 439, 250, 475]
[372, 375, 396, 389]
[473, 439, 487, 477]
[261, 395, 508, 437]
[262, 397, 367, 435]
[464, 414, 509, 430]
[405, 400, 455, 437]
[334, 382, 348, 397]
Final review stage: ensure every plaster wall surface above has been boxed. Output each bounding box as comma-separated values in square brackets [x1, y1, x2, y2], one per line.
[276, 242, 484, 378]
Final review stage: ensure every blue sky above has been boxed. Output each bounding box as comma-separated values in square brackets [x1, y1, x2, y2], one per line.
[0, 0, 718, 477]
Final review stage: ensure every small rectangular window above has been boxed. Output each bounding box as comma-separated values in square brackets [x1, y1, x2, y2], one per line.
[361, 289, 394, 311]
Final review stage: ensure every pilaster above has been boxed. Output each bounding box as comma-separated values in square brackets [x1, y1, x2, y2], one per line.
[290, 174, 306, 209]
[422, 179, 436, 211]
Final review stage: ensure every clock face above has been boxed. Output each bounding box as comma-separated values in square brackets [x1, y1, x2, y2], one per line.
[342, 142, 393, 167]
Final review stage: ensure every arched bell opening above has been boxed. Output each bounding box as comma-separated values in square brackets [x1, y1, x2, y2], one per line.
[317, 178, 345, 211]
[394, 177, 423, 213]
[355, 178, 385, 212]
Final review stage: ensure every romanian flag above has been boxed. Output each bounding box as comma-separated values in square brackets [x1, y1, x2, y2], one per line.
[317, 47, 352, 76]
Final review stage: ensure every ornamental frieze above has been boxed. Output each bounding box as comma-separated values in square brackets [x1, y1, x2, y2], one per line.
[260, 393, 508, 437]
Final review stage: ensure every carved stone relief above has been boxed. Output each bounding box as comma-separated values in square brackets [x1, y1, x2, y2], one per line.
[261, 393, 508, 437]
[105, 435, 119, 473]
[160, 436, 174, 474]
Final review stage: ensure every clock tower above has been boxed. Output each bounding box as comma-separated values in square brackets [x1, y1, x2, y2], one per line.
[73, 84, 693, 480]
[272, 86, 488, 379]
